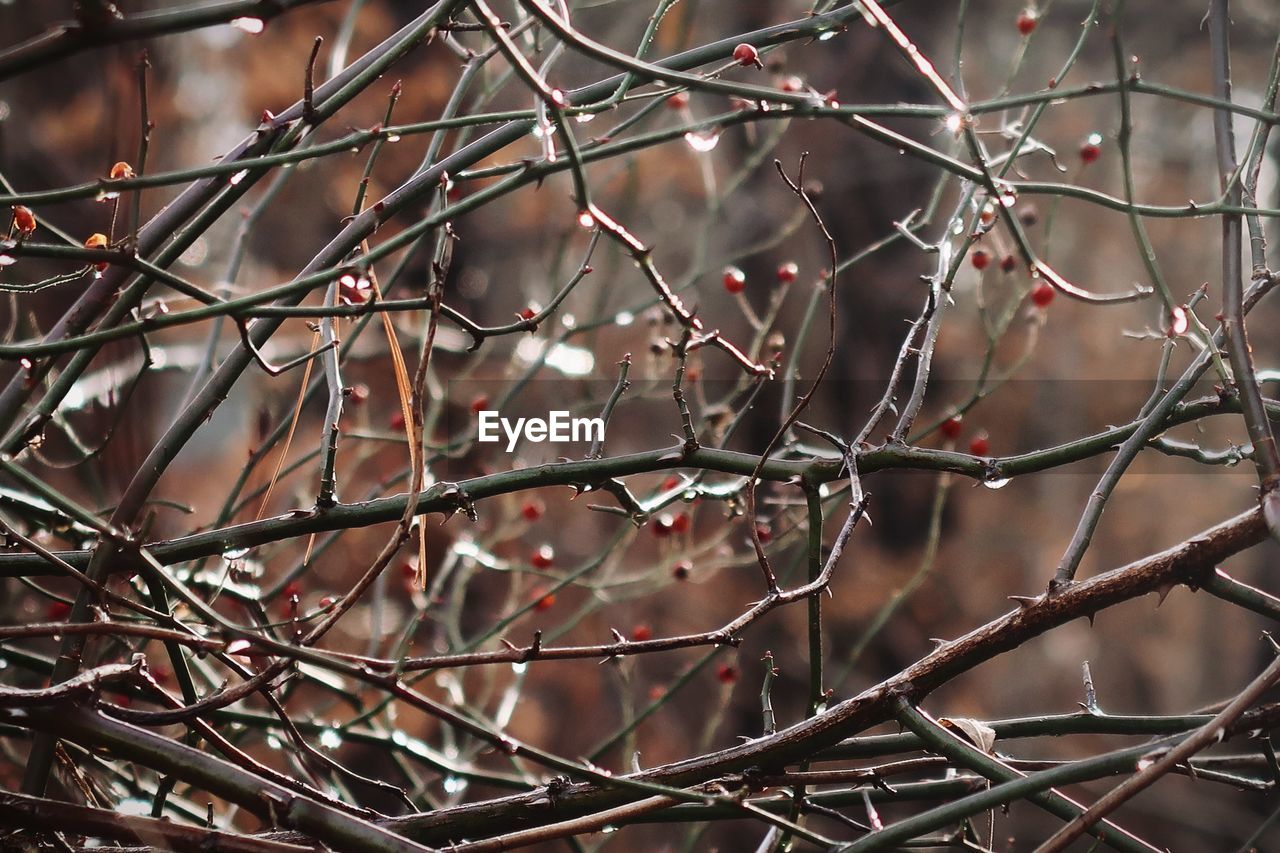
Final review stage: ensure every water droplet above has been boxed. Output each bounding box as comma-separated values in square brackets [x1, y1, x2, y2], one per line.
[683, 130, 721, 153]
[385, 133, 402, 143]
[443, 775, 466, 794]
[601, 825, 618, 834]
[222, 547, 250, 561]
[982, 477, 1010, 490]
[614, 310, 634, 326]
[1169, 305, 1189, 336]
[551, 89, 567, 106]
[999, 191, 1017, 208]
[319, 728, 342, 749]
[0, 255, 14, 267]
[391, 731, 408, 746]
[574, 112, 595, 124]
[817, 30, 838, 40]
[230, 17, 265, 34]
[1086, 131, 1104, 146]
[944, 113, 963, 134]
[1136, 756, 1155, 771]
[561, 313, 576, 329]
[577, 210, 596, 229]
[230, 169, 248, 186]
[511, 661, 528, 674]
[266, 734, 282, 750]
[96, 190, 120, 202]
[950, 219, 965, 236]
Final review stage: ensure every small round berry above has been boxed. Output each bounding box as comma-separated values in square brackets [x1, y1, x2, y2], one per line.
[754, 523, 773, 545]
[519, 307, 537, 321]
[779, 75, 805, 93]
[469, 394, 490, 415]
[532, 589, 556, 611]
[281, 580, 303, 600]
[652, 514, 674, 537]
[723, 265, 746, 294]
[716, 663, 738, 684]
[1016, 10, 1038, 35]
[338, 273, 370, 305]
[318, 596, 335, 609]
[389, 410, 406, 431]
[776, 261, 799, 283]
[46, 600, 71, 621]
[671, 560, 692, 581]
[631, 624, 653, 642]
[970, 249, 991, 271]
[11, 205, 36, 235]
[531, 545, 555, 569]
[670, 512, 691, 534]
[1079, 141, 1101, 165]
[1031, 281, 1055, 308]
[521, 499, 544, 521]
[666, 91, 689, 109]
[978, 205, 997, 227]
[968, 433, 991, 457]
[400, 561, 418, 580]
[661, 475, 681, 492]
[940, 416, 963, 440]
[732, 43, 760, 67]
[1000, 255, 1018, 274]
[1018, 205, 1040, 227]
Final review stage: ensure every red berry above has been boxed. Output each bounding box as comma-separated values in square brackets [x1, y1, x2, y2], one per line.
[941, 416, 963, 440]
[776, 261, 799, 283]
[519, 307, 537, 321]
[318, 596, 335, 609]
[151, 665, 173, 685]
[631, 624, 653, 642]
[532, 589, 556, 611]
[11, 205, 36, 235]
[652, 514, 674, 537]
[400, 561, 418, 579]
[521, 499, 544, 521]
[661, 475, 681, 491]
[723, 266, 746, 294]
[732, 43, 760, 67]
[969, 434, 990, 456]
[389, 410, 405, 431]
[470, 394, 490, 414]
[531, 545, 554, 569]
[970, 249, 991, 270]
[754, 523, 773, 544]
[338, 273, 370, 305]
[716, 663, 738, 684]
[1016, 10, 1038, 35]
[779, 76, 805, 93]
[1031, 281, 1055, 308]
[666, 91, 689, 109]
[670, 512, 691, 534]
[46, 600, 71, 621]
[671, 560, 692, 580]
[1079, 142, 1101, 164]
[281, 580, 303, 600]
[1000, 255, 1017, 273]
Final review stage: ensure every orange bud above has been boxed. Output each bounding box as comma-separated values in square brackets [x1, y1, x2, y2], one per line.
[109, 161, 135, 180]
[84, 232, 110, 272]
[11, 206, 35, 235]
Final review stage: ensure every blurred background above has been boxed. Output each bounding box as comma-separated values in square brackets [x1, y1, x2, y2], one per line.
[2, 1, 1280, 849]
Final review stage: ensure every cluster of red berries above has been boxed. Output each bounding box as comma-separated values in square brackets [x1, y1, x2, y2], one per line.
[940, 417, 992, 456]
[722, 262, 799, 294]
